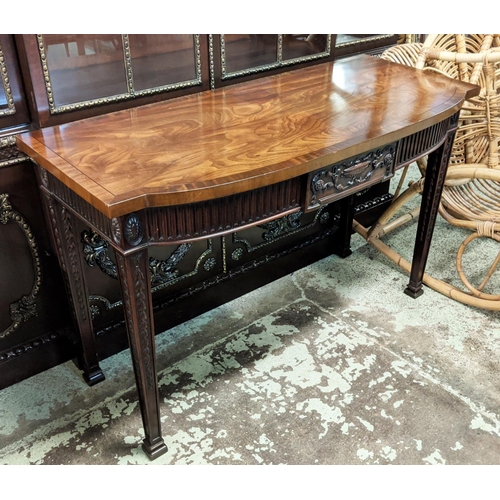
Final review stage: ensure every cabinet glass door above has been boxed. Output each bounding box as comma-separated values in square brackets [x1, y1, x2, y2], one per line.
[213, 34, 335, 88]
[37, 34, 203, 114]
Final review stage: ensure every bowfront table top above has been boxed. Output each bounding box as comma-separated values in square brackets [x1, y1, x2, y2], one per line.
[17, 55, 479, 218]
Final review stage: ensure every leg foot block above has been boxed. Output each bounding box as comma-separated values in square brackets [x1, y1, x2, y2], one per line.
[333, 245, 352, 259]
[83, 369, 106, 386]
[404, 285, 424, 299]
[142, 438, 168, 460]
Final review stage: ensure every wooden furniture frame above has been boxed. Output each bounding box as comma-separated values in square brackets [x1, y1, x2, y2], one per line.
[16, 54, 478, 459]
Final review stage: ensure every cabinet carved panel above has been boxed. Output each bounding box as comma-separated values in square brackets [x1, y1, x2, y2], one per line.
[0, 159, 72, 389]
[0, 192, 41, 338]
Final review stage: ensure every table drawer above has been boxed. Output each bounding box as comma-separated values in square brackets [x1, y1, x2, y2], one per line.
[305, 143, 396, 211]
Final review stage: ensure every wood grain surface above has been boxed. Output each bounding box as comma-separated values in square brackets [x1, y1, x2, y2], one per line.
[17, 54, 479, 218]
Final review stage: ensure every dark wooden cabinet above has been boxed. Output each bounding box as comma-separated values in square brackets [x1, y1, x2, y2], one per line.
[0, 33, 404, 389]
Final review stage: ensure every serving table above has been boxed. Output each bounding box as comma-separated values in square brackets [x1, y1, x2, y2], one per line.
[16, 54, 479, 459]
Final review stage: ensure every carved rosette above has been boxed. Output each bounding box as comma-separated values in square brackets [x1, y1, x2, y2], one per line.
[124, 213, 143, 246]
[0, 193, 42, 338]
[232, 248, 244, 261]
[319, 211, 330, 224]
[203, 257, 216, 271]
[111, 217, 122, 244]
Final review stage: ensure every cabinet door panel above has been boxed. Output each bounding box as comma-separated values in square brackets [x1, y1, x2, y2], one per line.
[0, 159, 73, 389]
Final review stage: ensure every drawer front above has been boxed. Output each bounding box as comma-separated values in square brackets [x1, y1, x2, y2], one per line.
[305, 143, 396, 211]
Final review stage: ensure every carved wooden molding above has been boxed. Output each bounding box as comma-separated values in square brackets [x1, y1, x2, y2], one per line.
[88, 238, 214, 319]
[0, 329, 66, 364]
[147, 178, 302, 243]
[0, 138, 28, 169]
[115, 251, 155, 391]
[233, 206, 335, 257]
[395, 117, 452, 168]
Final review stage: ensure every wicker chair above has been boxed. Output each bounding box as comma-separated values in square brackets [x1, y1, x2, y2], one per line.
[353, 34, 500, 309]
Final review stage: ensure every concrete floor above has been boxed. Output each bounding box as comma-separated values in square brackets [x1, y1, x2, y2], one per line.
[0, 192, 499, 465]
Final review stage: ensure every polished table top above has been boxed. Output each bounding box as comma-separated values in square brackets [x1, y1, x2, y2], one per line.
[17, 55, 479, 219]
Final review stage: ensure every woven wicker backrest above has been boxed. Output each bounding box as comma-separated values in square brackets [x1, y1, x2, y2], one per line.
[390, 35, 500, 169]
[382, 35, 500, 224]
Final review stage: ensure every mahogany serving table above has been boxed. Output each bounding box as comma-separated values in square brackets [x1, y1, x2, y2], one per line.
[16, 54, 479, 459]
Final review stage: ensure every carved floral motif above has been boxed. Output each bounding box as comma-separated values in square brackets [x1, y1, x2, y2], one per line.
[261, 212, 302, 241]
[82, 229, 192, 285]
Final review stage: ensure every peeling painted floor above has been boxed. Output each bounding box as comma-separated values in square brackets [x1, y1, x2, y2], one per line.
[1, 203, 500, 465]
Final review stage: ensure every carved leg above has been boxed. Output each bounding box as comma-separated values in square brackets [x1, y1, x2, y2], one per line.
[43, 194, 105, 385]
[405, 132, 456, 298]
[115, 249, 168, 460]
[332, 195, 354, 258]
